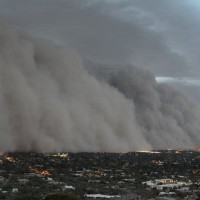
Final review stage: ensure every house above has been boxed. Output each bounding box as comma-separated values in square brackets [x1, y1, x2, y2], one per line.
[63, 185, 75, 190]
[47, 177, 53, 182]
[159, 192, 176, 196]
[12, 188, 18, 193]
[85, 194, 121, 199]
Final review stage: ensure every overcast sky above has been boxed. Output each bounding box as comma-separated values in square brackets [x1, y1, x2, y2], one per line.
[0, 0, 200, 101]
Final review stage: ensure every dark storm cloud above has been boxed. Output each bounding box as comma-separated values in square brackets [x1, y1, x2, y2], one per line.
[0, 0, 198, 76]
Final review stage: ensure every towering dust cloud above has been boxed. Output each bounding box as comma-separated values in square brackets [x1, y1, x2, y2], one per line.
[0, 21, 200, 152]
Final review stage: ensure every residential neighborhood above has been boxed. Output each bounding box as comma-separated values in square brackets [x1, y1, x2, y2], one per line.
[1, 150, 200, 199]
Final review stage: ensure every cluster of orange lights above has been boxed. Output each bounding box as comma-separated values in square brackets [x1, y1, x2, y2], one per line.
[29, 167, 52, 176]
[160, 180, 175, 184]
[6, 156, 16, 163]
[151, 160, 163, 165]
[95, 168, 104, 174]
[0, 154, 17, 163]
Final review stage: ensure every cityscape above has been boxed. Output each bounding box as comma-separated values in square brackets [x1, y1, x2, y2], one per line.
[1, 150, 200, 199]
